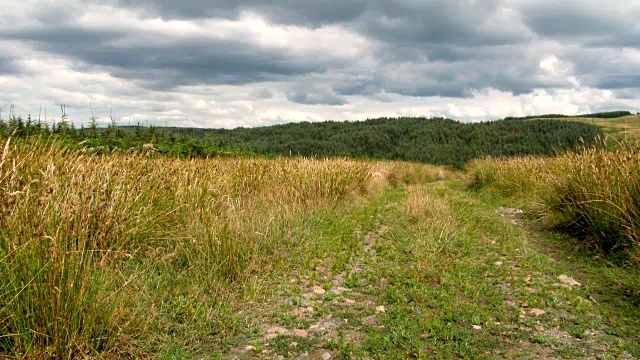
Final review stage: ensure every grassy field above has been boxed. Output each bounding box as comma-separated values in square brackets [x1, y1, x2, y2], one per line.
[1, 137, 639, 359]
[468, 142, 640, 255]
[535, 115, 640, 141]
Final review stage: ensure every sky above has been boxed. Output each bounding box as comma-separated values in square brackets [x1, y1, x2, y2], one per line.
[1, 0, 639, 128]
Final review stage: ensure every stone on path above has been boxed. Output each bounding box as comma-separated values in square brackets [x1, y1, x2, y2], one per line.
[530, 308, 546, 316]
[322, 352, 332, 360]
[293, 329, 309, 338]
[312, 285, 326, 295]
[376, 305, 386, 313]
[309, 325, 326, 337]
[265, 325, 290, 340]
[329, 288, 342, 295]
[363, 315, 378, 326]
[497, 207, 524, 217]
[558, 274, 581, 287]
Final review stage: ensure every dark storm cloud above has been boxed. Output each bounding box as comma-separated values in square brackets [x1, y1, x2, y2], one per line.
[591, 74, 640, 90]
[252, 89, 274, 99]
[92, 0, 556, 98]
[521, 7, 622, 38]
[111, 0, 368, 25]
[0, 23, 338, 90]
[357, 1, 533, 47]
[564, 48, 640, 90]
[333, 49, 571, 99]
[0, 55, 20, 75]
[114, 0, 532, 44]
[613, 88, 640, 100]
[586, 31, 640, 48]
[286, 86, 347, 106]
[516, 0, 637, 40]
[2, 26, 124, 51]
[2, 0, 639, 106]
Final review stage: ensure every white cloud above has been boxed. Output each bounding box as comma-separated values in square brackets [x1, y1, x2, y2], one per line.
[1, 0, 639, 128]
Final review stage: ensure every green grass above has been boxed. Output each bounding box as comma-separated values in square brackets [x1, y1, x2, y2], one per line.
[210, 181, 639, 358]
[2, 138, 639, 358]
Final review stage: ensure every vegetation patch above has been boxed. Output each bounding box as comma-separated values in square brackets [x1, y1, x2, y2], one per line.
[468, 141, 640, 259]
[0, 113, 602, 166]
[0, 138, 377, 357]
[1, 111, 639, 358]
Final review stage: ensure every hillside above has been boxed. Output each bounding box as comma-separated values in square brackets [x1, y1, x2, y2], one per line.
[0, 115, 604, 167]
[537, 115, 640, 141]
[499, 110, 640, 141]
[187, 117, 603, 166]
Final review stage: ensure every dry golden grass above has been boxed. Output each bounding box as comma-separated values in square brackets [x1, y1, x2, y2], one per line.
[373, 161, 460, 188]
[467, 142, 640, 255]
[404, 185, 458, 269]
[0, 138, 374, 357]
[466, 155, 554, 195]
[0, 137, 453, 357]
[539, 115, 640, 141]
[405, 186, 450, 221]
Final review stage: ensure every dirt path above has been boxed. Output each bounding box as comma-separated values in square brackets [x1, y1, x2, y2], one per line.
[234, 219, 395, 359]
[225, 183, 640, 359]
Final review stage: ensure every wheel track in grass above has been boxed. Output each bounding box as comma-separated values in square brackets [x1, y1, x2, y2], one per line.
[225, 182, 639, 359]
[228, 188, 402, 359]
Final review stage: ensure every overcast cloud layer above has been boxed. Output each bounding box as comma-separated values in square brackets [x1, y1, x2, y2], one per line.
[1, 0, 639, 128]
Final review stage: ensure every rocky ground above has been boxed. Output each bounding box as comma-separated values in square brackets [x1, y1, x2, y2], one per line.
[219, 182, 639, 359]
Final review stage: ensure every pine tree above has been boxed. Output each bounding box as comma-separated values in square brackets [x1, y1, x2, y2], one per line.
[89, 103, 98, 139]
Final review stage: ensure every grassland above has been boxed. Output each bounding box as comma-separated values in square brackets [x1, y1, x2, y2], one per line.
[1, 136, 639, 359]
[468, 141, 640, 255]
[534, 115, 640, 141]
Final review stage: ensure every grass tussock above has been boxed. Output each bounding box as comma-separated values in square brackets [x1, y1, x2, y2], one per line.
[372, 161, 459, 190]
[546, 144, 640, 252]
[0, 137, 377, 358]
[466, 155, 553, 195]
[404, 186, 458, 262]
[467, 141, 640, 256]
[405, 186, 450, 221]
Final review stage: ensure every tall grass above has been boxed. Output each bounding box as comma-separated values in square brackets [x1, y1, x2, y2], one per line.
[466, 155, 553, 195]
[0, 137, 376, 357]
[467, 142, 640, 256]
[372, 161, 459, 189]
[404, 186, 457, 260]
[545, 143, 640, 252]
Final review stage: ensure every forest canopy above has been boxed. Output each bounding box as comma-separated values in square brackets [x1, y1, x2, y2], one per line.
[0, 114, 604, 167]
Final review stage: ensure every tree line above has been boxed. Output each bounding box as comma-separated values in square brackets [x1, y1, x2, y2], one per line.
[504, 110, 633, 121]
[0, 111, 604, 167]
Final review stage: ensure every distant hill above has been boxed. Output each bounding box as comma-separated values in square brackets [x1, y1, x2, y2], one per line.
[504, 111, 633, 121]
[152, 117, 603, 166]
[535, 115, 640, 141]
[0, 115, 604, 166]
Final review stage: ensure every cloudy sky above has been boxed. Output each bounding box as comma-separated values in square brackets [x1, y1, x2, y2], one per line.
[1, 0, 639, 128]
